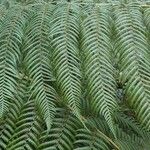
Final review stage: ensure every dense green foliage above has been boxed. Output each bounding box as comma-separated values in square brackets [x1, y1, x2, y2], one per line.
[0, 0, 150, 149]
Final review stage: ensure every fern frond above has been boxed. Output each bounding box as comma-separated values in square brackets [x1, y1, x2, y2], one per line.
[82, 116, 147, 150]
[0, 77, 29, 149]
[37, 108, 80, 150]
[0, 7, 26, 118]
[81, 5, 117, 136]
[115, 124, 145, 150]
[0, 97, 23, 149]
[50, 4, 82, 121]
[23, 4, 56, 131]
[0, 2, 150, 150]
[114, 6, 150, 130]
[114, 112, 145, 137]
[5, 100, 42, 150]
[74, 128, 110, 150]
[83, 116, 120, 150]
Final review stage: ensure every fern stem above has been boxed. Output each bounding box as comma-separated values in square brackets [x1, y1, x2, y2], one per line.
[96, 129, 120, 150]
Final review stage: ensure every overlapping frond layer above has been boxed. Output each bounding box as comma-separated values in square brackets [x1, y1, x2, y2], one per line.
[74, 128, 110, 150]
[51, 4, 82, 119]
[114, 6, 150, 129]
[0, 95, 24, 149]
[81, 6, 117, 135]
[23, 5, 56, 131]
[115, 126, 144, 150]
[0, 77, 29, 149]
[0, 7, 26, 118]
[0, 1, 150, 150]
[5, 100, 42, 150]
[37, 108, 80, 150]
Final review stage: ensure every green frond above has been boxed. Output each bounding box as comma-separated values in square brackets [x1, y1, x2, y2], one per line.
[23, 4, 56, 131]
[0, 97, 23, 149]
[82, 116, 148, 150]
[74, 128, 110, 150]
[115, 125, 145, 150]
[0, 77, 29, 149]
[0, 7, 26, 118]
[37, 108, 80, 150]
[83, 117, 120, 149]
[5, 100, 43, 150]
[0, 1, 150, 150]
[81, 6, 117, 136]
[114, 112, 145, 137]
[50, 4, 82, 121]
[114, 5, 150, 130]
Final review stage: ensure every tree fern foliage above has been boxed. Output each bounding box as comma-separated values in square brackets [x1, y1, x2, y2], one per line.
[0, 0, 150, 150]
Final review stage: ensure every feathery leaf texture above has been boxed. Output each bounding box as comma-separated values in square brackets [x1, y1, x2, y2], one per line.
[0, 1, 150, 150]
[23, 4, 56, 131]
[0, 7, 25, 118]
[114, 6, 150, 129]
[51, 4, 82, 121]
[81, 6, 117, 136]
